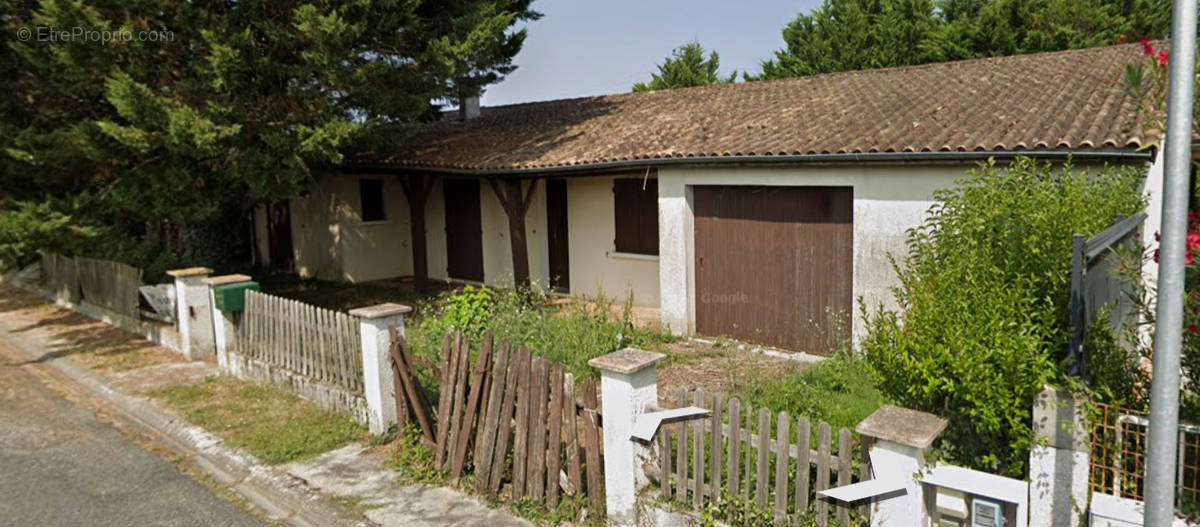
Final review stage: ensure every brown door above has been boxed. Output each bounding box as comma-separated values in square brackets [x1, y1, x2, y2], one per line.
[546, 179, 570, 292]
[266, 201, 294, 272]
[443, 178, 485, 281]
[694, 186, 852, 353]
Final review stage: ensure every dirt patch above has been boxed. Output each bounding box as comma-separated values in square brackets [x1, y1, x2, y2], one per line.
[0, 285, 181, 373]
[654, 339, 811, 405]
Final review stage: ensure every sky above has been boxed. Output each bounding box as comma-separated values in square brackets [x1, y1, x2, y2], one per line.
[480, 0, 822, 107]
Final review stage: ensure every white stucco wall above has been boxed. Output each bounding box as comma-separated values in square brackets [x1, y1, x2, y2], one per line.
[567, 176, 661, 307]
[657, 164, 967, 340]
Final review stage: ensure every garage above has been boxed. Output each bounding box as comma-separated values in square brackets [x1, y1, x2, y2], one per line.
[693, 186, 853, 353]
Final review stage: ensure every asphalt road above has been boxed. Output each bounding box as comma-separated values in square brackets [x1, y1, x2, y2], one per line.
[0, 341, 265, 527]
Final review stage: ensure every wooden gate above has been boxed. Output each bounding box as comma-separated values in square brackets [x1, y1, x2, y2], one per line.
[694, 186, 853, 353]
[390, 331, 605, 512]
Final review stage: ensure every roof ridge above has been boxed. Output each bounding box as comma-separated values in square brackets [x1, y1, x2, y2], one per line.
[474, 40, 1154, 112]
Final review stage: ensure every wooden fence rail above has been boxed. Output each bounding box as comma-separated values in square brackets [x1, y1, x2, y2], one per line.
[659, 388, 864, 526]
[391, 330, 605, 514]
[235, 290, 364, 395]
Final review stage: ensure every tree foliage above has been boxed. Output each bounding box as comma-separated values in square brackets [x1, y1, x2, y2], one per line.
[753, 0, 1171, 79]
[0, 0, 537, 274]
[860, 158, 1145, 477]
[632, 41, 735, 92]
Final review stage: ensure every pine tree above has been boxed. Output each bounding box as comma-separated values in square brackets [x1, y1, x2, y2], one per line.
[632, 41, 736, 92]
[0, 0, 537, 271]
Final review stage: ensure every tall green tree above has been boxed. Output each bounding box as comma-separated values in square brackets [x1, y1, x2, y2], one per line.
[0, 0, 537, 273]
[632, 41, 735, 92]
[753, 0, 1171, 79]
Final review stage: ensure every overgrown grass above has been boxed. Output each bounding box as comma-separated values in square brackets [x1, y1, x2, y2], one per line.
[408, 285, 675, 379]
[152, 376, 365, 464]
[729, 354, 885, 433]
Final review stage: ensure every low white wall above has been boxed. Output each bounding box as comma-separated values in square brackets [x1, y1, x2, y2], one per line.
[657, 164, 962, 339]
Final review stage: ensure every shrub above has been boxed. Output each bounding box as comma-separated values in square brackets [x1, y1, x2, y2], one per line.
[860, 157, 1145, 477]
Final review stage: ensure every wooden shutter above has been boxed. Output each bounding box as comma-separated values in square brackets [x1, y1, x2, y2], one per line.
[613, 178, 658, 255]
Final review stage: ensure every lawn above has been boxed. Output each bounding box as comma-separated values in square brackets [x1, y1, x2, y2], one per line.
[151, 376, 365, 464]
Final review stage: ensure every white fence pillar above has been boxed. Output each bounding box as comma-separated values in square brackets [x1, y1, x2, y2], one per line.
[856, 405, 948, 526]
[1030, 386, 1090, 527]
[203, 274, 252, 370]
[167, 267, 214, 361]
[589, 348, 666, 527]
[349, 303, 412, 435]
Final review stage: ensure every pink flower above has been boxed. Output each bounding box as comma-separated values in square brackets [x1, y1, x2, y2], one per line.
[1143, 38, 1155, 55]
[1157, 50, 1169, 67]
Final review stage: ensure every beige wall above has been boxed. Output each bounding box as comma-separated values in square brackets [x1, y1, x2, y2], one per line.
[290, 173, 413, 283]
[291, 174, 552, 287]
[567, 176, 661, 307]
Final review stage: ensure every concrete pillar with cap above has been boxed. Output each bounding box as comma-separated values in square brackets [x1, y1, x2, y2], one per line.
[588, 347, 667, 526]
[855, 405, 949, 526]
[348, 303, 412, 435]
[202, 274, 253, 369]
[166, 267, 214, 361]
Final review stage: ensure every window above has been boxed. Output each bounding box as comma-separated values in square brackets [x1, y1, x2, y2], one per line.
[359, 178, 386, 222]
[613, 177, 658, 255]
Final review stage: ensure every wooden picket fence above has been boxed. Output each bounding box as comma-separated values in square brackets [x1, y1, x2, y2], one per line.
[235, 290, 364, 395]
[659, 388, 866, 526]
[40, 252, 81, 303]
[390, 330, 605, 514]
[75, 257, 142, 318]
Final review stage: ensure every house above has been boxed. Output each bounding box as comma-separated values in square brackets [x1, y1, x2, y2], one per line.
[255, 42, 1163, 354]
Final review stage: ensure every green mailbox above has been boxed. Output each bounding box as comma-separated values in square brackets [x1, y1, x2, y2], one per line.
[212, 281, 259, 312]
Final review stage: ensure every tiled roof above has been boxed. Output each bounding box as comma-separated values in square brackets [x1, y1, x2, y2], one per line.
[358, 42, 1156, 173]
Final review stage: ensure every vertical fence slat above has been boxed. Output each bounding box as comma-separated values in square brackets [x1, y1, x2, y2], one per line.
[582, 378, 604, 512]
[837, 428, 852, 526]
[744, 402, 754, 503]
[512, 347, 533, 500]
[774, 411, 790, 523]
[676, 388, 689, 505]
[711, 392, 723, 505]
[546, 362, 564, 508]
[756, 408, 770, 509]
[527, 358, 549, 500]
[728, 397, 741, 502]
[445, 337, 470, 473]
[816, 421, 831, 527]
[795, 417, 811, 516]
[693, 388, 706, 510]
[564, 373, 582, 496]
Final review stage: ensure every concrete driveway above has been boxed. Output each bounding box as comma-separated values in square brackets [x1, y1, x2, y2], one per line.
[0, 340, 265, 527]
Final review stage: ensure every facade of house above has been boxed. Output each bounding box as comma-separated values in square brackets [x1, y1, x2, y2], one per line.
[256, 42, 1162, 353]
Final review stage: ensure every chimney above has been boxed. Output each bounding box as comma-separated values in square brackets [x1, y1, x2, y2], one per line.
[459, 94, 480, 121]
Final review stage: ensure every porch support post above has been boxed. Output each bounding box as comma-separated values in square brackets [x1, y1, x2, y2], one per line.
[401, 174, 437, 291]
[166, 267, 214, 361]
[589, 348, 666, 526]
[349, 302, 412, 435]
[489, 178, 537, 286]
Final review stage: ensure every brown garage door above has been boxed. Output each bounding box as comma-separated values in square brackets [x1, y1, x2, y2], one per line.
[694, 186, 852, 353]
